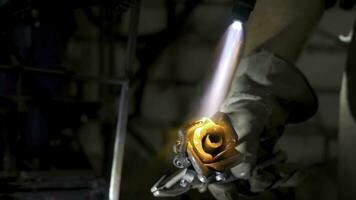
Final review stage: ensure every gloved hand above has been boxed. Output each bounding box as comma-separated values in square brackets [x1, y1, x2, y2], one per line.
[208, 50, 318, 199]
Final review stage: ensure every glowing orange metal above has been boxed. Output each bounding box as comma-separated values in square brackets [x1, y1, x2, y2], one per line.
[183, 115, 241, 176]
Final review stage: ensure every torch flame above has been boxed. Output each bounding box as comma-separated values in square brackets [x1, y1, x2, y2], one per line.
[196, 21, 244, 118]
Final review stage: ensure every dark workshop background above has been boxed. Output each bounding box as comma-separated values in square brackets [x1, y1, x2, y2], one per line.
[0, 0, 353, 199]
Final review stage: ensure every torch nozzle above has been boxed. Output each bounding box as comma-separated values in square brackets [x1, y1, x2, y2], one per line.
[232, 0, 256, 23]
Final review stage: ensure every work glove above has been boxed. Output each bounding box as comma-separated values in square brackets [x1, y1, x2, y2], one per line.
[208, 50, 318, 199]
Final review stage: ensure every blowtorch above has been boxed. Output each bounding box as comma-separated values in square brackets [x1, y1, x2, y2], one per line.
[151, 0, 256, 197]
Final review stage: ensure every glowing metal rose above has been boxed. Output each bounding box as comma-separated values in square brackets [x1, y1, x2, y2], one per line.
[174, 113, 242, 178]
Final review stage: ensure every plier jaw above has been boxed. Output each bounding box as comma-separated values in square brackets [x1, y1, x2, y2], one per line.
[151, 168, 200, 197]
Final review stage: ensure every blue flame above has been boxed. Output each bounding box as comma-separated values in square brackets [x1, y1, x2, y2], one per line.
[197, 20, 244, 118]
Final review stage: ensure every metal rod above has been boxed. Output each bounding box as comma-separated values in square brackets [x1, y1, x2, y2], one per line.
[109, 81, 129, 200]
[0, 65, 127, 85]
[125, 0, 141, 76]
[109, 0, 141, 199]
